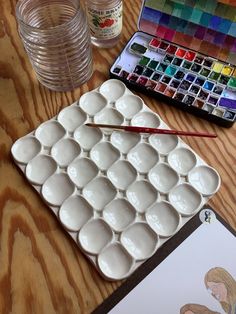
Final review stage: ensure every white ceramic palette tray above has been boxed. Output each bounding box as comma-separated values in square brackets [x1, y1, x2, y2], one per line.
[11, 79, 221, 281]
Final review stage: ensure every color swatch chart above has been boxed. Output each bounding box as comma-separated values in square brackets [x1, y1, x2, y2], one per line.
[110, 32, 236, 125]
[139, 0, 236, 64]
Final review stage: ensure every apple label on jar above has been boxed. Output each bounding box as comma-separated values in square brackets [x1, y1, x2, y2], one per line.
[87, 2, 123, 39]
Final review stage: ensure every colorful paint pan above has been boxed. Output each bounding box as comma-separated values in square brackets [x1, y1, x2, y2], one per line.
[152, 73, 162, 81]
[148, 60, 159, 69]
[176, 48, 186, 58]
[185, 51, 196, 61]
[111, 31, 236, 127]
[200, 68, 211, 77]
[228, 77, 236, 88]
[159, 42, 169, 50]
[222, 66, 233, 76]
[128, 73, 139, 82]
[164, 55, 174, 64]
[186, 74, 196, 82]
[161, 76, 171, 84]
[164, 88, 175, 97]
[143, 68, 154, 77]
[137, 76, 148, 86]
[212, 62, 224, 73]
[130, 43, 147, 55]
[155, 82, 167, 93]
[134, 65, 144, 75]
[193, 99, 204, 108]
[165, 66, 177, 76]
[182, 61, 192, 69]
[139, 56, 150, 66]
[209, 72, 220, 81]
[203, 59, 214, 68]
[166, 45, 177, 54]
[145, 80, 157, 90]
[149, 38, 160, 50]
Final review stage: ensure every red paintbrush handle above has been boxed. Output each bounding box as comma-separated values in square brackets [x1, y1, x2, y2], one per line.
[123, 126, 217, 138]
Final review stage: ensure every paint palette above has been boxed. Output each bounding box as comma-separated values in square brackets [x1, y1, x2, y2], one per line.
[110, 0, 236, 127]
[11, 79, 221, 281]
[110, 32, 236, 127]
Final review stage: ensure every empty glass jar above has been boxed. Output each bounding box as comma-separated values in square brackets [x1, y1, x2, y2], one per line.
[16, 0, 93, 92]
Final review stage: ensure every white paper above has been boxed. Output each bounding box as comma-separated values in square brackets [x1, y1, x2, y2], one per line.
[109, 216, 236, 314]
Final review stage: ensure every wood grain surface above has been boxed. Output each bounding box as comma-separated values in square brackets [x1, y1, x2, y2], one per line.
[0, 0, 236, 313]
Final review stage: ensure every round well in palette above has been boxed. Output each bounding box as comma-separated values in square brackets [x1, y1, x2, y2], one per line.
[26, 154, 57, 185]
[187, 165, 221, 196]
[51, 138, 81, 168]
[59, 195, 93, 232]
[11, 136, 41, 164]
[107, 160, 137, 191]
[126, 180, 157, 213]
[67, 157, 99, 189]
[110, 131, 140, 155]
[35, 120, 66, 148]
[131, 111, 161, 128]
[115, 94, 143, 119]
[103, 199, 136, 232]
[79, 91, 107, 116]
[41, 173, 75, 206]
[168, 183, 203, 216]
[146, 201, 181, 237]
[83, 177, 116, 211]
[74, 124, 102, 151]
[148, 163, 179, 194]
[127, 143, 159, 174]
[90, 142, 120, 171]
[99, 79, 126, 102]
[57, 105, 86, 133]
[78, 218, 113, 255]
[167, 147, 197, 176]
[98, 242, 134, 280]
[120, 222, 158, 260]
[149, 133, 178, 155]
[94, 108, 124, 125]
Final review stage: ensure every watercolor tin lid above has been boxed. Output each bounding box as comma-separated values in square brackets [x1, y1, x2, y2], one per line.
[138, 0, 236, 65]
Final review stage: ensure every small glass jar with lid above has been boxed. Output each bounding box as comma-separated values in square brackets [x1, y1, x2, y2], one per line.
[85, 0, 123, 48]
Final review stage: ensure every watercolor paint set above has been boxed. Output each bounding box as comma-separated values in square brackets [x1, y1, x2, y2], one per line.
[110, 0, 236, 127]
[11, 80, 221, 281]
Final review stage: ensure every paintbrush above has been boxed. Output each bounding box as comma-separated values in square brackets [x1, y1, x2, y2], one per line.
[85, 123, 217, 138]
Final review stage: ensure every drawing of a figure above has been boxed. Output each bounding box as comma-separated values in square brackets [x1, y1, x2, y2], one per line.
[180, 303, 220, 314]
[204, 267, 236, 314]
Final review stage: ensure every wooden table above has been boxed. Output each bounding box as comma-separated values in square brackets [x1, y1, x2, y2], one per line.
[1, 0, 236, 313]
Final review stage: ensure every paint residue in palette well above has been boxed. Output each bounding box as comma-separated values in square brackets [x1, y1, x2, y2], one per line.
[112, 33, 236, 123]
